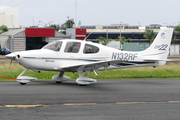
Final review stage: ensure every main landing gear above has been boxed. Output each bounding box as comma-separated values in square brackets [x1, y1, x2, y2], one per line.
[52, 71, 71, 83]
[76, 66, 97, 85]
[53, 69, 97, 85]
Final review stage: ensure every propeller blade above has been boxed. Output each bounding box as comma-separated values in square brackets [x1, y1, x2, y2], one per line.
[8, 59, 13, 71]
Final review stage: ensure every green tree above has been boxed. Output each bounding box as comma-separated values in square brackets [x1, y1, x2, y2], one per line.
[0, 25, 9, 34]
[60, 19, 75, 35]
[115, 36, 131, 50]
[149, 24, 162, 27]
[171, 33, 177, 44]
[49, 19, 75, 35]
[96, 36, 111, 45]
[49, 24, 61, 32]
[141, 29, 156, 44]
[175, 25, 180, 42]
[62, 19, 75, 28]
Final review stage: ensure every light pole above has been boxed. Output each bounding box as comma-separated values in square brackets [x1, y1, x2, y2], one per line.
[119, 22, 122, 50]
[106, 25, 108, 40]
[48, 21, 53, 26]
[38, 21, 53, 27]
[38, 21, 46, 27]
[11, 35, 14, 52]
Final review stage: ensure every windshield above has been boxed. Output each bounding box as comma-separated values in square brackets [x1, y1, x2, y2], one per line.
[42, 41, 62, 52]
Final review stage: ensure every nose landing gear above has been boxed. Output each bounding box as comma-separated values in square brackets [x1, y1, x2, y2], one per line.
[17, 69, 37, 85]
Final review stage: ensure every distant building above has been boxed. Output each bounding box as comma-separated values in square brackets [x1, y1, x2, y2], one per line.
[0, 6, 19, 29]
[79, 25, 178, 49]
[0, 27, 87, 53]
[66, 28, 86, 40]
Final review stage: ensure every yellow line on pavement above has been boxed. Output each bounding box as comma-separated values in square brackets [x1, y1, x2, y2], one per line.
[116, 101, 180, 105]
[116, 102, 146, 104]
[64, 103, 97, 106]
[169, 101, 180, 103]
[2, 101, 180, 108]
[4, 104, 45, 108]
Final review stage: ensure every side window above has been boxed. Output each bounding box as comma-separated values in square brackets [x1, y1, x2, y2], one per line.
[64, 42, 81, 53]
[83, 44, 99, 54]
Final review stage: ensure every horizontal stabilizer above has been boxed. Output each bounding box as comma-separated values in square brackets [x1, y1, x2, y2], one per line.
[143, 58, 180, 61]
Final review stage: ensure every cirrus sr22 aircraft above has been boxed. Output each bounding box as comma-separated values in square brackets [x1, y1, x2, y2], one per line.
[6, 28, 173, 85]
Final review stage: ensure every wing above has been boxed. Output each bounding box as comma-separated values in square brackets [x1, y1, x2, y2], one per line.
[60, 59, 125, 73]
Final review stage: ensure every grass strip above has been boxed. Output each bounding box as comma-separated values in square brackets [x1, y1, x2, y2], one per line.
[0, 61, 180, 81]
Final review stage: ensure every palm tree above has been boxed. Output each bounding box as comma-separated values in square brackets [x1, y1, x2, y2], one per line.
[115, 36, 131, 50]
[0, 25, 9, 34]
[96, 36, 111, 45]
[141, 29, 156, 44]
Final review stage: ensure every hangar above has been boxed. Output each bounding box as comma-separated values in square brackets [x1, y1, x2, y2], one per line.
[0, 28, 86, 53]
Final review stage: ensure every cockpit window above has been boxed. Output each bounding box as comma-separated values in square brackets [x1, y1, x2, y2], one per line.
[83, 44, 99, 54]
[42, 41, 62, 52]
[64, 42, 81, 53]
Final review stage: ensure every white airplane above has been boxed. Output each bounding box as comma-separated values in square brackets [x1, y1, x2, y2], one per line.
[6, 28, 174, 85]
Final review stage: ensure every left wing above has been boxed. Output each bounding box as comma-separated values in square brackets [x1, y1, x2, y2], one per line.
[61, 59, 125, 73]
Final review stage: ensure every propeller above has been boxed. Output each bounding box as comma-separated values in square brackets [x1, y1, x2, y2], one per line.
[5, 53, 16, 72]
[8, 59, 13, 71]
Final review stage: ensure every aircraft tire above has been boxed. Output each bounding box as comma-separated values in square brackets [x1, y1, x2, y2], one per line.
[20, 83, 26, 85]
[80, 84, 87, 86]
[56, 81, 62, 83]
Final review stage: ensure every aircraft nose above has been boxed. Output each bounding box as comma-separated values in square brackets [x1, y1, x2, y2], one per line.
[6, 52, 21, 59]
[6, 53, 22, 62]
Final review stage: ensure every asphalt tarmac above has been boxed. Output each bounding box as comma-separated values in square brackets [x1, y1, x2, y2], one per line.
[0, 79, 180, 120]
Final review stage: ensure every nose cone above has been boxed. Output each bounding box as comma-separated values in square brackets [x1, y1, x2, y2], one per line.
[5, 53, 16, 59]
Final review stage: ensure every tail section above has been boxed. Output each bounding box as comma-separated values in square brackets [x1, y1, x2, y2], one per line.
[141, 28, 174, 60]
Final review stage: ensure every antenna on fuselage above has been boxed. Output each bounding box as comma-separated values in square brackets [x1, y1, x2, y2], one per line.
[84, 32, 92, 41]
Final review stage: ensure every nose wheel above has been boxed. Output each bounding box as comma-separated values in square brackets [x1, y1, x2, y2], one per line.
[17, 69, 37, 85]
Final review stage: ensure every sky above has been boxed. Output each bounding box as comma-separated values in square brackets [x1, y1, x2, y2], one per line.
[1, 0, 180, 27]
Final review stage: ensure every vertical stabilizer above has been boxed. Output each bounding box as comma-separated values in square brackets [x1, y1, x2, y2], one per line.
[141, 28, 174, 60]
